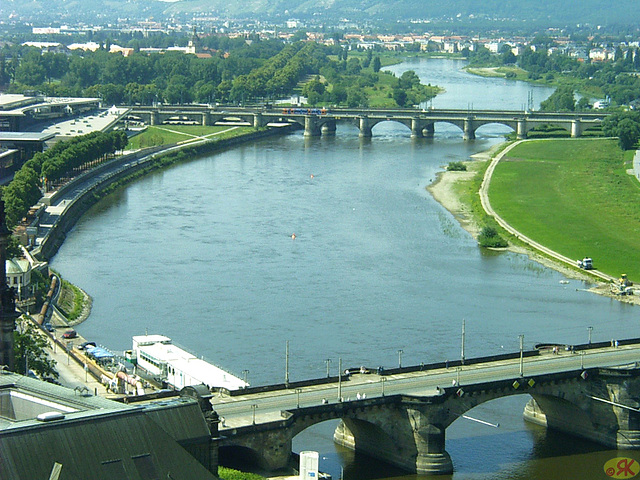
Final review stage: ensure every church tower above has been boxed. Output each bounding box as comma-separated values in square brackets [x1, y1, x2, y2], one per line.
[0, 201, 16, 371]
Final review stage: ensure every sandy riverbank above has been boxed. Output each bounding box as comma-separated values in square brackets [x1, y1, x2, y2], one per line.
[427, 142, 640, 306]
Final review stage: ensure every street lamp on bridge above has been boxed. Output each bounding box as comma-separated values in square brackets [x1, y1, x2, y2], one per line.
[325, 358, 331, 378]
[588, 326, 593, 344]
[398, 349, 403, 368]
[251, 404, 258, 424]
[296, 388, 303, 408]
[519, 334, 524, 377]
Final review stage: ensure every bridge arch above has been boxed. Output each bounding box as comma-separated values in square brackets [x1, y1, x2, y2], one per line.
[218, 445, 265, 471]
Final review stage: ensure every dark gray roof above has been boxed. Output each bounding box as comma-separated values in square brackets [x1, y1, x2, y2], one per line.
[142, 397, 211, 444]
[0, 373, 217, 480]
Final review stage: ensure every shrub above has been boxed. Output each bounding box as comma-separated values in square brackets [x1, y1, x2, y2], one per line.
[446, 161, 467, 171]
[218, 467, 265, 480]
[478, 226, 508, 248]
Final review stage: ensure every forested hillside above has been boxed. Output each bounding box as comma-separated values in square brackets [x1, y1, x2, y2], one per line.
[3, 0, 640, 26]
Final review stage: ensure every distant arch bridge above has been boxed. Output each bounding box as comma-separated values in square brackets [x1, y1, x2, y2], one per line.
[128, 105, 608, 140]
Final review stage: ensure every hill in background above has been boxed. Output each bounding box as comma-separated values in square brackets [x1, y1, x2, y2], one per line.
[3, 0, 640, 28]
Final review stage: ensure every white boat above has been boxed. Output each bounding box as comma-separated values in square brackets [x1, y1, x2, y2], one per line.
[130, 335, 248, 391]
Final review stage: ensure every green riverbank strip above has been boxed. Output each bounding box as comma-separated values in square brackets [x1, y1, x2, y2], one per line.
[127, 125, 255, 149]
[484, 138, 639, 280]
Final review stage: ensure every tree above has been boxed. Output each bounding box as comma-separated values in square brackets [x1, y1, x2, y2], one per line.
[617, 118, 640, 150]
[540, 86, 575, 111]
[393, 88, 408, 107]
[398, 70, 420, 89]
[14, 318, 58, 379]
[602, 112, 640, 150]
[346, 58, 361, 75]
[372, 56, 381, 73]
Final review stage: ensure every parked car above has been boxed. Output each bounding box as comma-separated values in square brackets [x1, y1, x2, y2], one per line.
[79, 341, 96, 350]
[62, 330, 77, 339]
[43, 322, 54, 332]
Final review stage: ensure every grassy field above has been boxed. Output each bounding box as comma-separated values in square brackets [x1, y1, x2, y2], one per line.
[488, 138, 640, 280]
[127, 125, 255, 149]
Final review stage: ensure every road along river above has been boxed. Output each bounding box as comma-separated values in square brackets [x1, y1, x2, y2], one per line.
[51, 58, 639, 479]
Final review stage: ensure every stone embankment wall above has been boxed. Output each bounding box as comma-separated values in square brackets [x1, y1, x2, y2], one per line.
[36, 126, 298, 261]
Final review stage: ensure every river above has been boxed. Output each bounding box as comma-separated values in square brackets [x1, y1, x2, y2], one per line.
[50, 58, 638, 479]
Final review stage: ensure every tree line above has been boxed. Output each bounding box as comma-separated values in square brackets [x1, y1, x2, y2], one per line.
[1, 130, 128, 227]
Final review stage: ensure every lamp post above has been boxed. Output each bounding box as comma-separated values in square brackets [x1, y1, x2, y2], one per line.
[338, 357, 342, 401]
[461, 318, 466, 365]
[381, 377, 387, 396]
[251, 404, 258, 424]
[588, 326, 593, 344]
[581, 351, 585, 369]
[296, 388, 302, 408]
[285, 340, 289, 387]
[519, 334, 524, 377]
[398, 349, 403, 368]
[242, 369, 249, 384]
[325, 358, 331, 378]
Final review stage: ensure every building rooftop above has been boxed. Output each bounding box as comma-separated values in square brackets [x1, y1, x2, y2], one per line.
[0, 132, 56, 142]
[0, 372, 217, 479]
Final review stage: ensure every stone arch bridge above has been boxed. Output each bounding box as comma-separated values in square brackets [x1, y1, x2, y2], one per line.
[129, 106, 607, 140]
[211, 340, 640, 475]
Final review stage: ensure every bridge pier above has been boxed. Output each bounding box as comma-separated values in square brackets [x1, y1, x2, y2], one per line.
[321, 120, 336, 136]
[358, 116, 373, 137]
[304, 115, 321, 136]
[202, 111, 211, 127]
[463, 118, 476, 140]
[524, 368, 640, 449]
[517, 119, 528, 139]
[253, 112, 263, 129]
[571, 119, 582, 138]
[333, 401, 453, 475]
[150, 111, 159, 126]
[422, 123, 435, 138]
[411, 118, 424, 138]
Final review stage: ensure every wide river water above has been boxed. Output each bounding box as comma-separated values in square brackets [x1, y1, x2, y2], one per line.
[51, 58, 639, 479]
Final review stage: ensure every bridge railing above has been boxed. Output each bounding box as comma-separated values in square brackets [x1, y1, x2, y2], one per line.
[228, 337, 640, 395]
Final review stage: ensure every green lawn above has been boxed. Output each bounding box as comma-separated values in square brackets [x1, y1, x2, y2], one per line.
[488, 138, 640, 280]
[127, 125, 255, 149]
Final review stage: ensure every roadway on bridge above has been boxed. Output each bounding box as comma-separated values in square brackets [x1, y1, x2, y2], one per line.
[213, 342, 640, 429]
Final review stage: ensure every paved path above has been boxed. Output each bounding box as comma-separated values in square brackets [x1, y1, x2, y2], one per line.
[44, 334, 109, 396]
[479, 139, 615, 283]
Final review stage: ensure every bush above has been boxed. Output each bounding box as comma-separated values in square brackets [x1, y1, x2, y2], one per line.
[446, 161, 467, 171]
[218, 467, 265, 480]
[478, 226, 508, 248]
